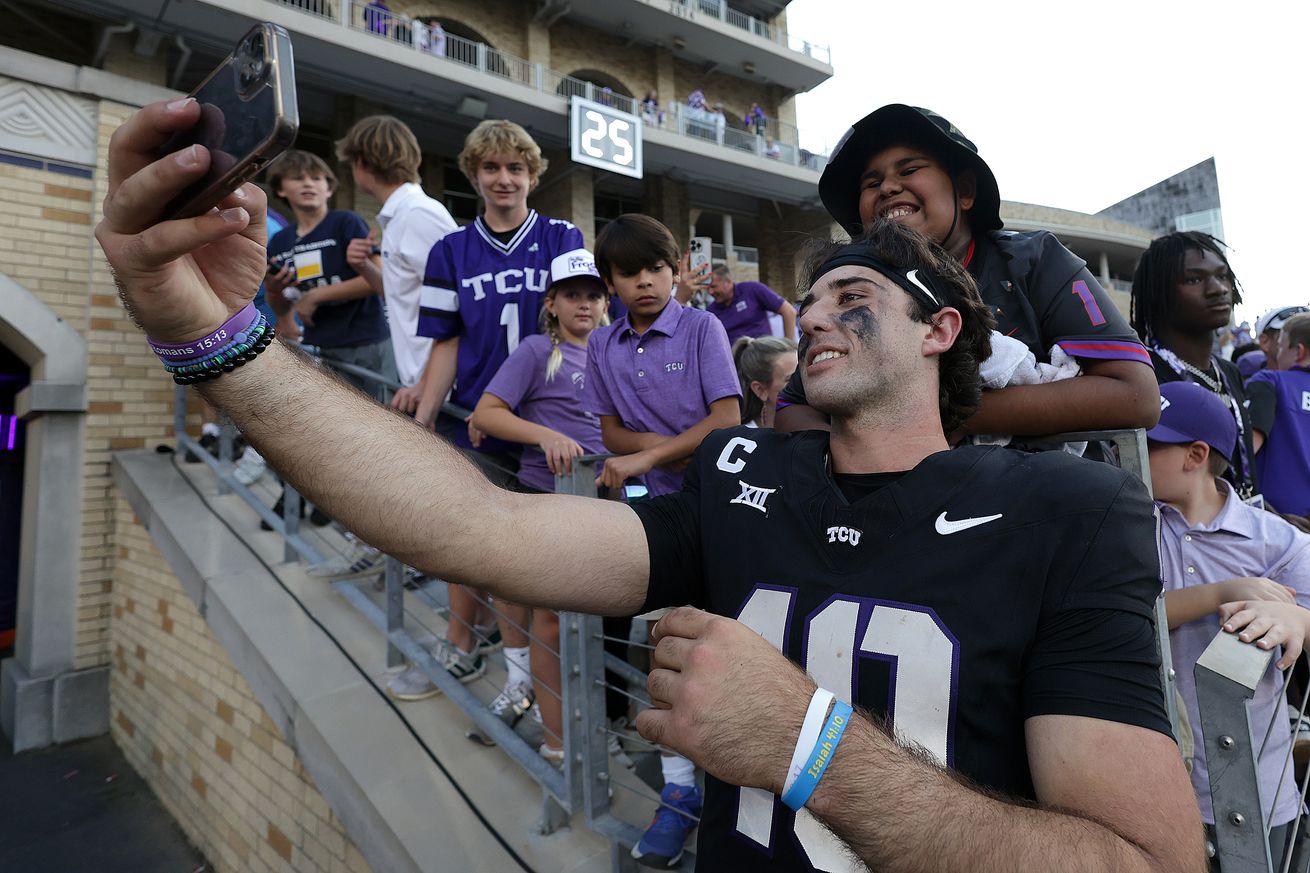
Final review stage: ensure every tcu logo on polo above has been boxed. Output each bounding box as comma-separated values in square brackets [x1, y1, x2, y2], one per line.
[665, 362, 685, 372]
[826, 526, 862, 546]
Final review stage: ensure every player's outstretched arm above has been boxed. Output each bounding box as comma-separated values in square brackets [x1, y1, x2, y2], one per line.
[97, 100, 651, 617]
[640, 608, 1205, 873]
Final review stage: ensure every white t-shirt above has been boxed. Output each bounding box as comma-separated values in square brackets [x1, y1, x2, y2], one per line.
[377, 183, 457, 386]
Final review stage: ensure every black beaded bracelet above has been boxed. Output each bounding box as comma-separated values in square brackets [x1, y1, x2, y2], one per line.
[172, 326, 276, 385]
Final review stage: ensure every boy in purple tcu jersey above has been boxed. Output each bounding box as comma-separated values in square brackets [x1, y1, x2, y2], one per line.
[386, 121, 583, 704]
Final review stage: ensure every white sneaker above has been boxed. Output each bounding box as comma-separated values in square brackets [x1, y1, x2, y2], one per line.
[490, 682, 536, 729]
[307, 542, 383, 579]
[387, 666, 439, 701]
[233, 448, 267, 486]
[608, 716, 636, 770]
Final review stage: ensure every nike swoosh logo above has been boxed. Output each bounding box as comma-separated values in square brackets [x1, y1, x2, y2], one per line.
[934, 511, 1003, 535]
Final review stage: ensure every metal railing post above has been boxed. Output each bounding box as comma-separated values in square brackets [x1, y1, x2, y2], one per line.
[282, 484, 302, 565]
[1195, 630, 1276, 872]
[173, 384, 187, 444]
[555, 457, 616, 832]
[383, 556, 404, 669]
[217, 417, 236, 495]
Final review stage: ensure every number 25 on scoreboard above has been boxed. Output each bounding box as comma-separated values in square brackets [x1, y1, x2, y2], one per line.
[569, 96, 643, 179]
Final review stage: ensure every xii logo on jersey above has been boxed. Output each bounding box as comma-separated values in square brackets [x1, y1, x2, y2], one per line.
[730, 480, 775, 514]
[826, 525, 862, 546]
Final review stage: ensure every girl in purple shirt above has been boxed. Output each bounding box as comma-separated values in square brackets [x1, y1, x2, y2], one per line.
[470, 255, 610, 763]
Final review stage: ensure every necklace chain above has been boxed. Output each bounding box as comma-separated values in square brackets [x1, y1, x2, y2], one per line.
[1179, 358, 1223, 394]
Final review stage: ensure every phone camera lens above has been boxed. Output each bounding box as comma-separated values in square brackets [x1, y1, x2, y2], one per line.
[237, 34, 267, 91]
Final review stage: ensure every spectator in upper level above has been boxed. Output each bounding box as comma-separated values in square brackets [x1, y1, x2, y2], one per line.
[745, 102, 767, 137]
[775, 104, 1159, 443]
[336, 115, 456, 414]
[363, 0, 390, 35]
[706, 264, 796, 344]
[640, 90, 663, 125]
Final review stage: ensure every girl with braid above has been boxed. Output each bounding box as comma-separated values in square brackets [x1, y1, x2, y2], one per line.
[469, 248, 610, 764]
[1130, 231, 1258, 498]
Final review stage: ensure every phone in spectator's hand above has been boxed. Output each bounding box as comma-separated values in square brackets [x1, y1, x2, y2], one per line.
[158, 23, 299, 221]
[689, 236, 713, 285]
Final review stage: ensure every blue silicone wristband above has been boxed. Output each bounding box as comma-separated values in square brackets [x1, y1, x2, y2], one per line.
[781, 699, 853, 811]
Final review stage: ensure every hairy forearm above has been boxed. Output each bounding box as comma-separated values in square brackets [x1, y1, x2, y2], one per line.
[807, 717, 1192, 873]
[199, 341, 648, 614]
[960, 361, 1160, 437]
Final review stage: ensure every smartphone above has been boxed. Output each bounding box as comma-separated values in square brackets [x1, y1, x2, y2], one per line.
[160, 23, 299, 221]
[689, 236, 713, 285]
[621, 484, 650, 502]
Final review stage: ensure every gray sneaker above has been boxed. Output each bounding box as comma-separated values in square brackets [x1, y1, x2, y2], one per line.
[435, 638, 486, 684]
[307, 542, 382, 579]
[489, 681, 535, 729]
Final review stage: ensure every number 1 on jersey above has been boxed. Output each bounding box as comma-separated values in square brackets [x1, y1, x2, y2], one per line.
[500, 302, 521, 354]
[733, 586, 959, 871]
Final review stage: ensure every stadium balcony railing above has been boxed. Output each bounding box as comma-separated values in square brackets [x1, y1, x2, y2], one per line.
[274, 0, 830, 66]
[269, 0, 829, 173]
[171, 356, 1310, 872]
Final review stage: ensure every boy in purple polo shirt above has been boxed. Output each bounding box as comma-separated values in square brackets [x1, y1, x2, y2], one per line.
[706, 264, 796, 344]
[586, 214, 741, 497]
[1148, 380, 1310, 869]
[1248, 312, 1310, 517]
[584, 213, 740, 868]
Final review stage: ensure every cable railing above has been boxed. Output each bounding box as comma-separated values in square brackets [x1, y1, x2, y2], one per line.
[268, 0, 826, 172]
[172, 360, 1307, 871]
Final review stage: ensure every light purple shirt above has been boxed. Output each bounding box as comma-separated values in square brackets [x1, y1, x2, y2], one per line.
[484, 335, 603, 493]
[708, 280, 786, 345]
[584, 301, 740, 496]
[1158, 480, 1310, 826]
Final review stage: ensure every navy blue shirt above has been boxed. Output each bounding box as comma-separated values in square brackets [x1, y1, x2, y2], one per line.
[268, 210, 388, 349]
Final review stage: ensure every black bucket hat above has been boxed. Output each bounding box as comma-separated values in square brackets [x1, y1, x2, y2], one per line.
[818, 104, 1003, 237]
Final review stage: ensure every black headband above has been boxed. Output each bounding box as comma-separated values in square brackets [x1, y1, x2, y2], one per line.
[807, 245, 947, 313]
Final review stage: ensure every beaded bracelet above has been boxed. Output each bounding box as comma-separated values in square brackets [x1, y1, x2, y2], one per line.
[164, 317, 269, 375]
[169, 325, 275, 385]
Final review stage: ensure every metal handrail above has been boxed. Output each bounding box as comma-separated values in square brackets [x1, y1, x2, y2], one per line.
[271, 0, 827, 171]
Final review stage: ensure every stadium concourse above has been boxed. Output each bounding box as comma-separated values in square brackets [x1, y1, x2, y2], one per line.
[1, 0, 1309, 872]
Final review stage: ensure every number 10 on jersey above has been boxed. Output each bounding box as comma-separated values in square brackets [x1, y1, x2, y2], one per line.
[569, 96, 643, 179]
[733, 586, 960, 871]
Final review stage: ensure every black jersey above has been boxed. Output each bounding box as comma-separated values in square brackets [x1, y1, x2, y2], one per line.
[779, 230, 1150, 407]
[1150, 352, 1258, 498]
[631, 427, 1168, 873]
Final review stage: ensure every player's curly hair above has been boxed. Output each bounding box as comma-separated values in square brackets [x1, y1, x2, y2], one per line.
[458, 119, 547, 189]
[1130, 231, 1243, 343]
[799, 220, 994, 434]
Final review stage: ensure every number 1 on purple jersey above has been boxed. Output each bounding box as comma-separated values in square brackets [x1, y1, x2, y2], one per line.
[1071, 280, 1107, 327]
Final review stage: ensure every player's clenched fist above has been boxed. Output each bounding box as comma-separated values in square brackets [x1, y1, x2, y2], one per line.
[95, 98, 269, 344]
[636, 606, 815, 795]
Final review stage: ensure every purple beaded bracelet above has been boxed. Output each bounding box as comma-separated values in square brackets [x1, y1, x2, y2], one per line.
[148, 303, 260, 365]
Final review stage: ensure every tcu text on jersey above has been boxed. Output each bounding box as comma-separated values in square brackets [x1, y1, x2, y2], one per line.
[464, 267, 549, 301]
[826, 525, 862, 546]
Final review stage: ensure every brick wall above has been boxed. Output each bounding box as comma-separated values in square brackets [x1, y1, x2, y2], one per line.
[394, 0, 532, 59]
[110, 496, 374, 873]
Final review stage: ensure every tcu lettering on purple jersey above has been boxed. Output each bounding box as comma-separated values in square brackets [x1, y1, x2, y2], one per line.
[417, 211, 584, 431]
